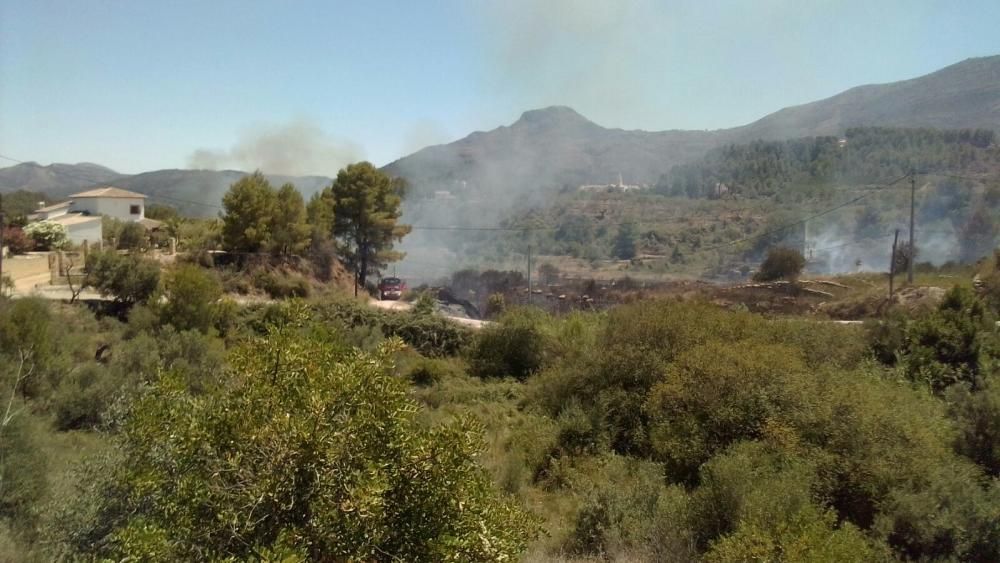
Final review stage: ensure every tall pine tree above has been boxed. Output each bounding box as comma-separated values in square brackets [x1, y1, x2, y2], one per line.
[331, 162, 411, 292]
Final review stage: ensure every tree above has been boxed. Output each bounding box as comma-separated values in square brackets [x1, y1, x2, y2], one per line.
[221, 171, 277, 253]
[144, 204, 179, 222]
[116, 221, 147, 251]
[158, 265, 222, 333]
[753, 246, 805, 282]
[269, 183, 311, 256]
[613, 222, 638, 260]
[306, 187, 336, 239]
[1, 225, 32, 254]
[85, 251, 160, 306]
[23, 221, 69, 250]
[331, 162, 411, 292]
[63, 311, 537, 561]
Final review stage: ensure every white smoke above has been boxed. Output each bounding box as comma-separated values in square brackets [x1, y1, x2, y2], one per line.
[188, 119, 364, 177]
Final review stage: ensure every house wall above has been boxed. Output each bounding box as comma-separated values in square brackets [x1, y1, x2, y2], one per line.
[71, 197, 145, 221]
[39, 207, 70, 220]
[66, 219, 104, 246]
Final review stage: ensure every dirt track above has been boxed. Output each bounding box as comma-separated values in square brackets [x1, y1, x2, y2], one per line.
[369, 298, 490, 329]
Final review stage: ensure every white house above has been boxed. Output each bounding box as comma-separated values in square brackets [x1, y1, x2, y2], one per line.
[68, 186, 146, 221]
[28, 186, 149, 247]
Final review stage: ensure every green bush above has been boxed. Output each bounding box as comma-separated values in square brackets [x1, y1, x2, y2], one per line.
[405, 357, 462, 387]
[85, 251, 161, 306]
[158, 264, 222, 333]
[252, 270, 311, 299]
[54, 321, 538, 561]
[468, 309, 545, 380]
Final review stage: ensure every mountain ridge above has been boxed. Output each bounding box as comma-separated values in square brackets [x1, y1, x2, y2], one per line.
[3, 55, 999, 216]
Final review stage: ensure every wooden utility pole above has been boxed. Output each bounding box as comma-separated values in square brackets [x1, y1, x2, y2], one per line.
[0, 193, 5, 292]
[526, 243, 532, 306]
[907, 172, 916, 284]
[889, 229, 899, 298]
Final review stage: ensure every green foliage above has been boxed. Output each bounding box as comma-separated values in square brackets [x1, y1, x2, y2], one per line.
[252, 269, 311, 299]
[310, 296, 471, 358]
[468, 308, 545, 380]
[221, 171, 278, 252]
[871, 286, 999, 392]
[754, 246, 806, 282]
[331, 162, 412, 288]
[143, 203, 178, 221]
[647, 341, 808, 483]
[23, 220, 68, 250]
[486, 292, 506, 317]
[116, 221, 146, 251]
[270, 183, 311, 255]
[412, 290, 436, 316]
[306, 186, 335, 239]
[158, 264, 223, 333]
[61, 322, 537, 561]
[85, 250, 161, 305]
[946, 379, 1000, 476]
[612, 222, 638, 260]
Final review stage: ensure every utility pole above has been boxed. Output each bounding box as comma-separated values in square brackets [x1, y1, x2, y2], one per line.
[526, 243, 532, 306]
[0, 193, 5, 293]
[889, 229, 899, 298]
[907, 171, 916, 284]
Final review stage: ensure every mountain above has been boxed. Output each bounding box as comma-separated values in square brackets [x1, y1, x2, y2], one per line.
[0, 165, 332, 217]
[0, 162, 122, 196]
[731, 55, 1000, 141]
[3, 55, 998, 216]
[385, 56, 1000, 211]
[111, 170, 332, 217]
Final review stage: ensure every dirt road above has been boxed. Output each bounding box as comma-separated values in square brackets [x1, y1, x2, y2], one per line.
[369, 298, 491, 329]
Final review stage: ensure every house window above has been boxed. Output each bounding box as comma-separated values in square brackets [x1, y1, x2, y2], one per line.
[130, 204, 141, 215]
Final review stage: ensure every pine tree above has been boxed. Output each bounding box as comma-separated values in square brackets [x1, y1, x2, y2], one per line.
[270, 183, 311, 256]
[331, 162, 411, 291]
[221, 171, 277, 253]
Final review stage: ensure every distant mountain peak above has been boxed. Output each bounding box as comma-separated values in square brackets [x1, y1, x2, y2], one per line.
[515, 106, 593, 127]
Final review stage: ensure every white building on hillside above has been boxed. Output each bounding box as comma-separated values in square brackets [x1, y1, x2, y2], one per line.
[28, 186, 152, 247]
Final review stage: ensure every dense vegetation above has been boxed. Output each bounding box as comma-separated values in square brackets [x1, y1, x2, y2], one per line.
[427, 127, 999, 279]
[2, 250, 999, 561]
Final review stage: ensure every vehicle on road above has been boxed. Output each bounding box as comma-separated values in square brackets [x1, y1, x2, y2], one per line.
[378, 277, 406, 300]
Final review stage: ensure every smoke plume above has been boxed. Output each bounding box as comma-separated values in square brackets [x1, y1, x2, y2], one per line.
[188, 119, 363, 177]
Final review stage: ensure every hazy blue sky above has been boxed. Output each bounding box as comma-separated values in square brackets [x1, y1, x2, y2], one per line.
[2, 0, 998, 175]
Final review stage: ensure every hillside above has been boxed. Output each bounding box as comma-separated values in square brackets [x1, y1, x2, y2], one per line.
[112, 170, 331, 217]
[0, 166, 332, 217]
[3, 56, 999, 216]
[386, 56, 1000, 211]
[0, 162, 122, 196]
[732, 56, 1000, 141]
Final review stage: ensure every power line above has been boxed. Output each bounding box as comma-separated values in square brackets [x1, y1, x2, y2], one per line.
[692, 172, 913, 254]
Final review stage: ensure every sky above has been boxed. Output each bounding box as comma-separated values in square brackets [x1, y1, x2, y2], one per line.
[1, 0, 999, 176]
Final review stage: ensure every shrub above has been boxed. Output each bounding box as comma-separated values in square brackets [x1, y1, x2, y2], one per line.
[85, 251, 161, 306]
[468, 309, 545, 380]
[116, 222, 147, 251]
[252, 270, 310, 299]
[753, 246, 805, 282]
[55, 323, 538, 561]
[159, 265, 222, 333]
[1, 226, 33, 254]
[405, 357, 462, 387]
[23, 221, 69, 250]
